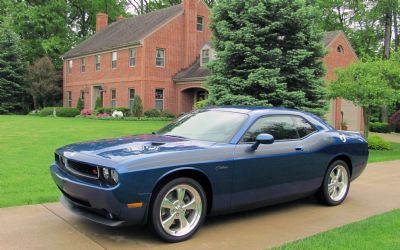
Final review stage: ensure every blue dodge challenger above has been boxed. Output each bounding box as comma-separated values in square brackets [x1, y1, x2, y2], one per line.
[50, 107, 368, 242]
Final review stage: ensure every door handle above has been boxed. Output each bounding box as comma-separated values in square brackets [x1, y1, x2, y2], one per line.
[295, 146, 304, 151]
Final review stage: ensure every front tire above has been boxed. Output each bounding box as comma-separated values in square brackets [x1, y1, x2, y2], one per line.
[317, 160, 350, 206]
[149, 177, 207, 242]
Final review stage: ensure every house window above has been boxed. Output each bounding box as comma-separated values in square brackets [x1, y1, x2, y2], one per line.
[337, 45, 344, 54]
[129, 48, 136, 67]
[197, 16, 204, 31]
[156, 48, 165, 67]
[111, 89, 117, 108]
[95, 55, 101, 71]
[111, 51, 117, 69]
[80, 58, 85, 73]
[155, 89, 164, 111]
[201, 49, 210, 65]
[67, 91, 72, 107]
[68, 60, 72, 74]
[129, 88, 135, 108]
[80, 90, 85, 101]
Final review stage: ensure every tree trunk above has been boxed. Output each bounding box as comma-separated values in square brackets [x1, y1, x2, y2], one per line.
[394, 13, 399, 51]
[32, 96, 38, 110]
[383, 11, 392, 59]
[363, 107, 370, 138]
[381, 10, 392, 122]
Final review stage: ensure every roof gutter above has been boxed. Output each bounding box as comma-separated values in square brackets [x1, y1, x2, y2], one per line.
[62, 41, 142, 60]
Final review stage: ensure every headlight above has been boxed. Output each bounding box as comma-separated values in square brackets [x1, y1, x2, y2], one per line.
[102, 168, 110, 179]
[110, 170, 119, 183]
[101, 167, 118, 184]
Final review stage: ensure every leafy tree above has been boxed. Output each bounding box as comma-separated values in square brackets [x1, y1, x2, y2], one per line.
[329, 57, 400, 137]
[207, 0, 327, 116]
[10, 0, 76, 69]
[68, 0, 127, 39]
[127, 0, 215, 15]
[26, 57, 61, 109]
[131, 95, 143, 117]
[0, 23, 26, 114]
[76, 98, 84, 111]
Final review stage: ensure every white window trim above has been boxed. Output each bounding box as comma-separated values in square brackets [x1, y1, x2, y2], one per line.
[201, 49, 210, 66]
[80, 58, 86, 73]
[95, 55, 101, 71]
[68, 60, 72, 74]
[156, 48, 165, 68]
[129, 48, 136, 67]
[111, 51, 117, 69]
[111, 89, 117, 107]
[155, 88, 164, 110]
[197, 16, 204, 32]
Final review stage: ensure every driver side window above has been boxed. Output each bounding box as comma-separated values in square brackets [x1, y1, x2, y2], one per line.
[242, 116, 299, 143]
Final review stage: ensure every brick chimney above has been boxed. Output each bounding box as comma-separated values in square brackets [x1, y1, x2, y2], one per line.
[183, 0, 198, 66]
[96, 13, 108, 33]
[116, 15, 125, 21]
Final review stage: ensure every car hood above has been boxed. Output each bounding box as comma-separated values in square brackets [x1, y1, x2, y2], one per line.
[57, 134, 216, 164]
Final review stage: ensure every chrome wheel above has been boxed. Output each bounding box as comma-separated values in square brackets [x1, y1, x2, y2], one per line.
[159, 184, 202, 237]
[328, 165, 349, 202]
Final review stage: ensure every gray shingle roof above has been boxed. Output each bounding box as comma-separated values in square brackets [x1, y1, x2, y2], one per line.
[63, 4, 183, 59]
[323, 30, 342, 47]
[173, 58, 211, 82]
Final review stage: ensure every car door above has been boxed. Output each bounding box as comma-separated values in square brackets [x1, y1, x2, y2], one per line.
[231, 115, 319, 210]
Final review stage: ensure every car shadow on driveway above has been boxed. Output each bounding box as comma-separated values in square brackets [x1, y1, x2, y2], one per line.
[47, 196, 322, 249]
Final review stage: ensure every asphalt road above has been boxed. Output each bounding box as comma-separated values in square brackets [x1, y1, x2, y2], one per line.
[1, 160, 399, 250]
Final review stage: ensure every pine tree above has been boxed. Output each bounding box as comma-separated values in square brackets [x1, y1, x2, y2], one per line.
[207, 0, 327, 116]
[131, 95, 143, 118]
[0, 23, 26, 114]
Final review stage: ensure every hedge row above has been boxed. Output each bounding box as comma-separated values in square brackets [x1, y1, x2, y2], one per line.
[369, 122, 391, 133]
[39, 107, 80, 117]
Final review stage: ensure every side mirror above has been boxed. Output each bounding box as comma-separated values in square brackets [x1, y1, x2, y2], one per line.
[251, 133, 274, 150]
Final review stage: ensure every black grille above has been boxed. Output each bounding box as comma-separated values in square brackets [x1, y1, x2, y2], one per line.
[66, 160, 100, 179]
[55, 153, 99, 180]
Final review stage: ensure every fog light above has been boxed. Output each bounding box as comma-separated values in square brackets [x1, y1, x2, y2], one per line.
[102, 168, 110, 180]
[111, 169, 119, 183]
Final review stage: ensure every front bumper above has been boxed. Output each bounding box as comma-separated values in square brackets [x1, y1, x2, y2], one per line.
[50, 163, 150, 226]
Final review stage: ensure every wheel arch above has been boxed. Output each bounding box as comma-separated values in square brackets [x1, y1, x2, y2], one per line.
[328, 154, 353, 177]
[146, 167, 213, 223]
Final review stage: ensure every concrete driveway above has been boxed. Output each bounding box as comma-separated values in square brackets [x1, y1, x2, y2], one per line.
[1, 160, 399, 250]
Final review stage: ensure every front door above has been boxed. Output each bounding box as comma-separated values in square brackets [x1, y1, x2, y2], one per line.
[231, 115, 319, 210]
[92, 85, 103, 109]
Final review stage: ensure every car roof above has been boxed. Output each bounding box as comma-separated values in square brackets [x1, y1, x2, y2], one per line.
[204, 106, 301, 114]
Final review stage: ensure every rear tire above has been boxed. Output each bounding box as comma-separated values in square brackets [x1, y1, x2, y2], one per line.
[316, 160, 350, 206]
[149, 177, 207, 242]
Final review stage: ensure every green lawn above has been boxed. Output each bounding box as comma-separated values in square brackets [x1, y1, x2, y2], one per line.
[274, 209, 400, 250]
[0, 115, 168, 208]
[368, 142, 400, 163]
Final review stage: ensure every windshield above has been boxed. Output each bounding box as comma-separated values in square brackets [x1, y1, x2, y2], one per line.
[157, 110, 248, 143]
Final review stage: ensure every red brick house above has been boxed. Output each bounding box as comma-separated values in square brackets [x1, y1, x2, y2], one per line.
[63, 0, 362, 131]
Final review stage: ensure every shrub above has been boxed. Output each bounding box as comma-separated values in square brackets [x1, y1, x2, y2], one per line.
[368, 135, 391, 150]
[76, 98, 84, 111]
[194, 100, 206, 109]
[114, 107, 130, 116]
[96, 107, 112, 114]
[94, 97, 102, 110]
[369, 122, 391, 133]
[144, 108, 161, 117]
[389, 110, 400, 133]
[97, 113, 110, 117]
[161, 110, 175, 118]
[39, 107, 80, 117]
[80, 109, 93, 116]
[131, 96, 143, 117]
